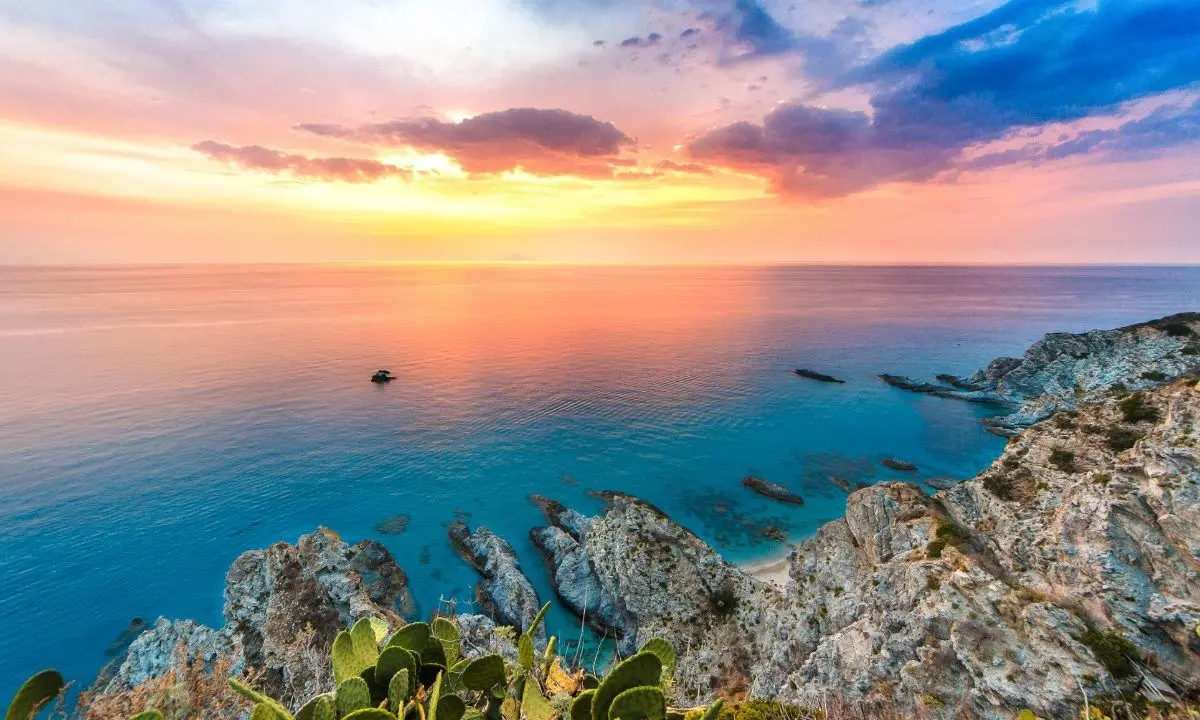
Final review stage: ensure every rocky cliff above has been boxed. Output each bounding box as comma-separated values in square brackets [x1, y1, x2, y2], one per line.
[516, 379, 1200, 718]
[883, 313, 1200, 433]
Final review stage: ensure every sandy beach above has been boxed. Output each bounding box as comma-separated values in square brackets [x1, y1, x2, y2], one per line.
[740, 552, 792, 588]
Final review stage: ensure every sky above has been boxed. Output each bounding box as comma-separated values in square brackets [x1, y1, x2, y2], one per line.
[1, 0, 1199, 263]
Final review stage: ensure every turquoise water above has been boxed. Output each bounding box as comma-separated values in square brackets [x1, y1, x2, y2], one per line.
[2, 264, 1198, 696]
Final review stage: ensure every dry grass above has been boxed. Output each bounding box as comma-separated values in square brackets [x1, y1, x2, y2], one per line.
[64, 646, 249, 720]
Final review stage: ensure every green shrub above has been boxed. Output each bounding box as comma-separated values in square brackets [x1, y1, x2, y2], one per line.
[1162, 322, 1195, 338]
[1049, 449, 1077, 473]
[1051, 411, 1077, 430]
[1105, 428, 1143, 452]
[927, 520, 969, 559]
[1092, 473, 1112, 485]
[983, 467, 1035, 502]
[1140, 371, 1167, 382]
[1080, 629, 1138, 678]
[1119, 393, 1160, 423]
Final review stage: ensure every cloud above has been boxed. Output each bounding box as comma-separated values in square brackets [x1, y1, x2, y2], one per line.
[690, 0, 1200, 198]
[191, 141, 411, 182]
[297, 108, 635, 177]
[618, 33, 662, 47]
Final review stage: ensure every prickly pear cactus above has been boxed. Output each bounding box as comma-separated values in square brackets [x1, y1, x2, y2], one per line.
[296, 693, 335, 720]
[570, 689, 596, 720]
[388, 669, 411, 713]
[342, 710, 398, 720]
[591, 653, 662, 720]
[432, 616, 461, 667]
[518, 634, 535, 671]
[387, 622, 431, 652]
[5, 669, 63, 720]
[462, 655, 507, 691]
[336, 676, 373, 718]
[377, 647, 418, 692]
[638, 639, 676, 680]
[607, 687, 665, 720]
[521, 676, 558, 720]
[698, 699, 724, 720]
[334, 618, 382, 683]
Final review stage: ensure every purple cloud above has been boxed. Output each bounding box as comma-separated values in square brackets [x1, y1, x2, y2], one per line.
[296, 108, 635, 177]
[192, 141, 410, 182]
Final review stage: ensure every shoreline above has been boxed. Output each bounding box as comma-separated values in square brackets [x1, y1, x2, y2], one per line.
[739, 550, 792, 588]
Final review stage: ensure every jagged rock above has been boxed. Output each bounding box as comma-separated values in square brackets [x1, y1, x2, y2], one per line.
[456, 613, 519, 663]
[793, 369, 845, 384]
[110, 528, 411, 708]
[528, 496, 637, 653]
[106, 618, 233, 691]
[741, 476, 804, 505]
[922, 476, 959, 490]
[886, 313, 1200, 433]
[878, 374, 1012, 406]
[447, 521, 544, 639]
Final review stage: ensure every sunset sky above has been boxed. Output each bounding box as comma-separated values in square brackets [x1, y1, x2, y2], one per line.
[1, 0, 1199, 263]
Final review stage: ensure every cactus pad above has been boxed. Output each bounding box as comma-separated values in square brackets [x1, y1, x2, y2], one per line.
[570, 690, 596, 720]
[638, 639, 676, 680]
[296, 693, 336, 720]
[698, 699, 724, 720]
[591, 653, 662, 720]
[431, 617, 461, 667]
[388, 669, 411, 712]
[377, 647, 419, 688]
[462, 655, 506, 691]
[386, 622, 431, 652]
[607, 687, 665, 720]
[517, 634, 535, 671]
[336, 676, 372, 717]
[342, 710, 400, 720]
[520, 676, 558, 720]
[334, 623, 381, 684]
[5, 669, 64, 720]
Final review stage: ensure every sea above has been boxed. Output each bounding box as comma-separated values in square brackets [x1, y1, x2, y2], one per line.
[1, 263, 1198, 697]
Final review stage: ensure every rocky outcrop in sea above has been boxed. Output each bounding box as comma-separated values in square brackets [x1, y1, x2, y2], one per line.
[883, 312, 1200, 433]
[108, 528, 414, 708]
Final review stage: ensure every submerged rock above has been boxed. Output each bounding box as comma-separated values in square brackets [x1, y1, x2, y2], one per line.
[880, 458, 917, 472]
[741, 475, 805, 505]
[447, 521, 544, 639]
[793, 369, 845, 384]
[922, 476, 959, 490]
[374, 514, 410, 535]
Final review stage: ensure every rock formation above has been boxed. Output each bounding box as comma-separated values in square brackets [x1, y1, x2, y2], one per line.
[447, 521, 545, 640]
[525, 379, 1200, 718]
[741, 476, 805, 505]
[883, 312, 1200, 434]
[109, 528, 412, 708]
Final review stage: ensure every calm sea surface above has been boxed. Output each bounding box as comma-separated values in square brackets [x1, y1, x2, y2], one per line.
[1, 264, 1198, 695]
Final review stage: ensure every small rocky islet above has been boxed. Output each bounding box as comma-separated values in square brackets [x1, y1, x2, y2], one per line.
[42, 314, 1200, 720]
[792, 368, 845, 384]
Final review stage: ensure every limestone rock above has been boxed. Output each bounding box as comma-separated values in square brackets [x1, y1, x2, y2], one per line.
[447, 521, 544, 639]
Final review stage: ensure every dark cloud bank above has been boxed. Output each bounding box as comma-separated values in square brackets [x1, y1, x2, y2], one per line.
[688, 0, 1200, 197]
